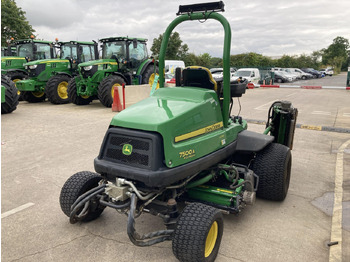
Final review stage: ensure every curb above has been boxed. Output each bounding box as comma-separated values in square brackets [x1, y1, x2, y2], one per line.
[245, 119, 350, 134]
[256, 84, 350, 90]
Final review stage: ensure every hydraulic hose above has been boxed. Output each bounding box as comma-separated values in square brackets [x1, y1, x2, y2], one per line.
[127, 193, 173, 246]
[69, 187, 106, 224]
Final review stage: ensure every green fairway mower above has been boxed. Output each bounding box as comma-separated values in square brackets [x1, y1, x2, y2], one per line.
[1, 75, 19, 114]
[60, 2, 298, 261]
[16, 41, 98, 104]
[68, 36, 158, 107]
[1, 37, 56, 99]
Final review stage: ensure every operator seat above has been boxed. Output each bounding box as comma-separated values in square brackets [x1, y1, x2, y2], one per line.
[182, 66, 217, 91]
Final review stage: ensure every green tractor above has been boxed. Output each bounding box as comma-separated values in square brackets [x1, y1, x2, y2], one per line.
[60, 2, 298, 262]
[16, 41, 98, 104]
[1, 38, 55, 85]
[68, 36, 158, 107]
[1, 75, 19, 114]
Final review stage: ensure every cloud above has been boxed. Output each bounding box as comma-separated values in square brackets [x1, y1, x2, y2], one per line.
[15, 0, 350, 57]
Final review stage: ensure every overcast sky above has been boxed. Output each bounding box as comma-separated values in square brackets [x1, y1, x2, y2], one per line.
[16, 0, 350, 57]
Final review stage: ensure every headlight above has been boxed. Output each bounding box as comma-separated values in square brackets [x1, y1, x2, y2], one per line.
[29, 65, 37, 69]
[25, 66, 28, 69]
[84, 65, 93, 71]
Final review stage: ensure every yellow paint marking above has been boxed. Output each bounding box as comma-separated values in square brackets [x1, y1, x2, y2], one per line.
[300, 125, 322, 131]
[175, 122, 223, 142]
[329, 139, 350, 261]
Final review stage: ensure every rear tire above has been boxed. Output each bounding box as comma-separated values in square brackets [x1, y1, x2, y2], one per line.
[68, 77, 93, 105]
[98, 75, 125, 107]
[172, 203, 223, 262]
[59, 171, 105, 221]
[1, 75, 19, 114]
[46, 74, 71, 104]
[250, 143, 291, 201]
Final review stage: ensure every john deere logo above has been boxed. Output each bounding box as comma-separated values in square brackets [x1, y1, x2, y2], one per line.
[122, 144, 133, 155]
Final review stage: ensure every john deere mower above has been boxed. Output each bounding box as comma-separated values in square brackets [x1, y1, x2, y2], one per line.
[16, 41, 98, 104]
[60, 2, 298, 262]
[68, 37, 158, 107]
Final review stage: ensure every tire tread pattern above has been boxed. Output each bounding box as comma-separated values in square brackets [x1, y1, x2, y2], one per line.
[46, 75, 71, 104]
[1, 75, 19, 114]
[251, 143, 291, 201]
[59, 171, 104, 221]
[172, 202, 223, 262]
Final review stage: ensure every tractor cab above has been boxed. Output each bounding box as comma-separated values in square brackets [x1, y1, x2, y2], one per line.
[100, 37, 148, 72]
[16, 39, 54, 61]
[58, 41, 98, 70]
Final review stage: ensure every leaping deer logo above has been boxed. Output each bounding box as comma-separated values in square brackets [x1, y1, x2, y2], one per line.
[122, 144, 133, 155]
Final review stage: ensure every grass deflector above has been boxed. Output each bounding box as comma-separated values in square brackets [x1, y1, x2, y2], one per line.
[60, 2, 298, 261]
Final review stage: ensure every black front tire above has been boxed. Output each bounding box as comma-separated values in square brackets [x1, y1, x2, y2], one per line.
[59, 171, 105, 221]
[98, 75, 125, 107]
[172, 203, 224, 262]
[142, 65, 159, 85]
[6, 71, 28, 101]
[46, 74, 71, 104]
[1, 75, 19, 114]
[68, 77, 93, 105]
[250, 143, 291, 201]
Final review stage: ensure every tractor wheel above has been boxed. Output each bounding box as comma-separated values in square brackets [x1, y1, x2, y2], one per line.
[250, 143, 291, 201]
[142, 65, 159, 87]
[68, 77, 93, 105]
[1, 75, 19, 114]
[172, 202, 223, 262]
[59, 171, 105, 221]
[98, 75, 125, 107]
[22, 91, 46, 103]
[46, 74, 71, 104]
[6, 71, 27, 101]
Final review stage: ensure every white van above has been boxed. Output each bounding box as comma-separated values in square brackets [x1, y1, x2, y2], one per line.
[165, 60, 185, 74]
[232, 68, 260, 84]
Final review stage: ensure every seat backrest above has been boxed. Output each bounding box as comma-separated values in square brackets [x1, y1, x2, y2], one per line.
[182, 66, 217, 91]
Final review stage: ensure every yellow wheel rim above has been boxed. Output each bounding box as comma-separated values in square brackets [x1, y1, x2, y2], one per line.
[13, 79, 21, 95]
[149, 73, 159, 90]
[32, 91, 45, 98]
[205, 221, 218, 258]
[111, 83, 121, 99]
[81, 95, 90, 99]
[57, 81, 68, 99]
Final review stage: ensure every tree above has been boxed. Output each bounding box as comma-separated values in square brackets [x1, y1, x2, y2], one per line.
[322, 36, 350, 72]
[1, 0, 35, 47]
[150, 32, 188, 60]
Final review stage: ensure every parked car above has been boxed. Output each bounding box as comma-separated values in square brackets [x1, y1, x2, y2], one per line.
[274, 71, 292, 83]
[232, 68, 260, 84]
[210, 68, 236, 81]
[301, 68, 322, 78]
[273, 68, 297, 81]
[283, 68, 300, 80]
[288, 68, 313, 80]
[320, 68, 334, 76]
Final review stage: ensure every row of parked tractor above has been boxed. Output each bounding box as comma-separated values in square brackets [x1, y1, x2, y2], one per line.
[1, 36, 158, 114]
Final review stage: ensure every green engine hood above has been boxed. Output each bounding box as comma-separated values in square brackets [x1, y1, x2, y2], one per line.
[78, 59, 116, 68]
[110, 87, 244, 167]
[24, 58, 69, 66]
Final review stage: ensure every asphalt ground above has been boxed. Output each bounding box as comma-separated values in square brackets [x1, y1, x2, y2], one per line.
[1, 73, 350, 262]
